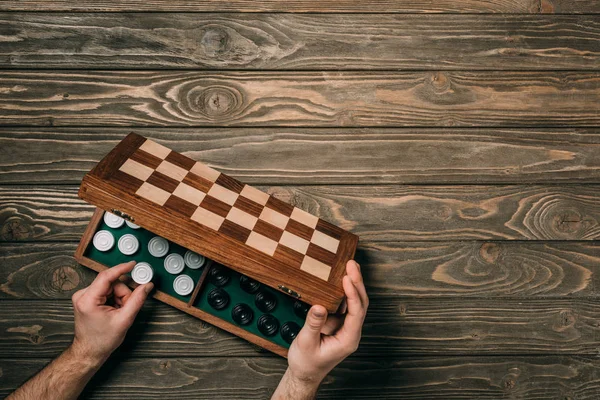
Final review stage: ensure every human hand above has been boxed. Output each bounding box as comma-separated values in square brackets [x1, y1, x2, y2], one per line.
[70, 261, 154, 365]
[287, 260, 368, 386]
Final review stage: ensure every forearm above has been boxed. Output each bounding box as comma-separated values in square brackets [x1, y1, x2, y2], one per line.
[7, 343, 104, 400]
[271, 368, 321, 400]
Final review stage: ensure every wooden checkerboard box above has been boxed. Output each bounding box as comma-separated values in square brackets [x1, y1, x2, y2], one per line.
[75, 132, 358, 356]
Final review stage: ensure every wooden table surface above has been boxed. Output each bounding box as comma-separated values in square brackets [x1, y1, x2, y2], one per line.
[1, 1, 599, 398]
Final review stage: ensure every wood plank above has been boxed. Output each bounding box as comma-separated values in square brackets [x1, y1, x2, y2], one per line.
[2, 298, 600, 358]
[2, 356, 600, 399]
[2, 128, 600, 185]
[3, 14, 600, 70]
[2, 71, 599, 127]
[2, 242, 599, 299]
[2, 0, 596, 13]
[3, 185, 600, 242]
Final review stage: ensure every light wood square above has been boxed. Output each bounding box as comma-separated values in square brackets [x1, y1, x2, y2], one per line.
[226, 207, 258, 230]
[208, 184, 239, 206]
[300, 256, 332, 281]
[136, 182, 171, 206]
[119, 159, 154, 181]
[240, 185, 270, 206]
[279, 231, 310, 254]
[190, 162, 221, 182]
[139, 139, 171, 159]
[311, 230, 340, 254]
[290, 207, 319, 229]
[156, 160, 188, 182]
[246, 231, 278, 256]
[173, 182, 206, 206]
[191, 206, 224, 231]
[259, 206, 289, 230]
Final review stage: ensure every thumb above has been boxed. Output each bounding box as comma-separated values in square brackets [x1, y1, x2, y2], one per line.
[297, 305, 327, 348]
[118, 283, 153, 324]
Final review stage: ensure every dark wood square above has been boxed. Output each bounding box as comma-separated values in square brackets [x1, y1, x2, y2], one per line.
[130, 149, 163, 169]
[234, 195, 263, 218]
[315, 218, 344, 240]
[265, 196, 294, 216]
[253, 219, 284, 242]
[109, 170, 145, 194]
[219, 219, 252, 243]
[199, 194, 232, 218]
[183, 172, 213, 193]
[164, 195, 198, 218]
[306, 242, 337, 266]
[146, 170, 179, 193]
[165, 151, 196, 170]
[285, 219, 314, 241]
[215, 173, 245, 193]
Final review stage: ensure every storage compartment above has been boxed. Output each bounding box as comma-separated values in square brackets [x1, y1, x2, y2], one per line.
[75, 208, 308, 356]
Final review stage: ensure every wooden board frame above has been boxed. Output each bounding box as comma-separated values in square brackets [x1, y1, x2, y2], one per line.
[74, 208, 290, 357]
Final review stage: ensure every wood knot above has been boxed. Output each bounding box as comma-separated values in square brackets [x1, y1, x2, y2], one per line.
[7, 325, 45, 344]
[479, 243, 501, 264]
[539, 0, 555, 13]
[430, 72, 449, 90]
[503, 378, 516, 390]
[557, 309, 576, 330]
[552, 209, 584, 235]
[1, 217, 33, 241]
[187, 85, 243, 120]
[415, 72, 475, 106]
[399, 304, 408, 316]
[151, 360, 172, 376]
[201, 28, 230, 57]
[434, 205, 452, 221]
[52, 266, 81, 292]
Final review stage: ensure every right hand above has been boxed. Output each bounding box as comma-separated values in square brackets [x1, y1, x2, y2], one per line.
[70, 261, 154, 365]
[286, 260, 369, 385]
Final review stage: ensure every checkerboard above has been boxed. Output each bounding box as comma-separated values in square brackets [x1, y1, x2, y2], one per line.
[114, 138, 346, 282]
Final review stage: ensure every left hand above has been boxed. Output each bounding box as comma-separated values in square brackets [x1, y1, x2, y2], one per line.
[70, 261, 153, 365]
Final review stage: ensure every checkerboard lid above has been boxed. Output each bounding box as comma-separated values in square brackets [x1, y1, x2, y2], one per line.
[78, 133, 358, 312]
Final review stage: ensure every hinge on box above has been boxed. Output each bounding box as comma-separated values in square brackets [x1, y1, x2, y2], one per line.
[278, 285, 301, 299]
[110, 209, 135, 223]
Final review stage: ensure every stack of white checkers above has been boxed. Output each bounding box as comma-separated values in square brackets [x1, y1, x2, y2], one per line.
[92, 211, 206, 296]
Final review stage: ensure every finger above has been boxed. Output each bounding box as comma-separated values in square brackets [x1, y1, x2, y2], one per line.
[112, 282, 133, 306]
[86, 261, 136, 300]
[296, 305, 328, 350]
[337, 275, 365, 339]
[113, 282, 133, 300]
[322, 314, 344, 335]
[117, 282, 154, 324]
[346, 260, 368, 309]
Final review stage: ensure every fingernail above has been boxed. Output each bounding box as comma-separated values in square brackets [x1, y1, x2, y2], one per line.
[144, 283, 154, 294]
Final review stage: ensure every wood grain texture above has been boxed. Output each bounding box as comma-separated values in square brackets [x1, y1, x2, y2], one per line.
[3, 185, 600, 242]
[2, 242, 599, 299]
[2, 128, 600, 184]
[3, 14, 600, 70]
[2, 71, 600, 127]
[3, 356, 600, 399]
[3, 298, 600, 358]
[0, 0, 595, 13]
